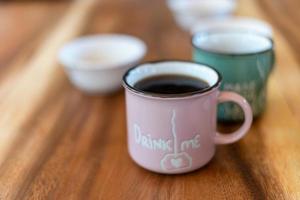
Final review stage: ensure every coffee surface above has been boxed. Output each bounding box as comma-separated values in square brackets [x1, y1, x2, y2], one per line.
[134, 74, 209, 94]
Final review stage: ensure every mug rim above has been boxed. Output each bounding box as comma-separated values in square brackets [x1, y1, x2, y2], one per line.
[192, 31, 274, 57]
[122, 60, 222, 99]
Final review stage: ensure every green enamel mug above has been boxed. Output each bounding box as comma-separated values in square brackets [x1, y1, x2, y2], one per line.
[192, 31, 275, 121]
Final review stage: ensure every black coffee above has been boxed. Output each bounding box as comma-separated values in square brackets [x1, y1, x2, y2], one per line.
[134, 74, 209, 94]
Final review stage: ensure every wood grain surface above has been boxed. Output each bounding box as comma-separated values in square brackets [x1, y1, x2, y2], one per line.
[0, 0, 300, 199]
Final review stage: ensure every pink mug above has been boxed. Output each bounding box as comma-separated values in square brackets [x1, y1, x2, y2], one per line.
[123, 61, 253, 174]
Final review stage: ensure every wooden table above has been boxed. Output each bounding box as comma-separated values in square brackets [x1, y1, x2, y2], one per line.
[1, 0, 300, 199]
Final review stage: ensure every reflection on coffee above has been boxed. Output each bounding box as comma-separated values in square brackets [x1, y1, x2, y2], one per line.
[134, 74, 209, 94]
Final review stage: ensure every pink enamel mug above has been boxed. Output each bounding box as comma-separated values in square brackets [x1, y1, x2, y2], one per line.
[123, 61, 253, 174]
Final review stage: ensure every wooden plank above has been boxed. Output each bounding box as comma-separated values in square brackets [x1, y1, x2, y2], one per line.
[0, 2, 67, 73]
[0, 1, 98, 199]
[0, 0, 299, 199]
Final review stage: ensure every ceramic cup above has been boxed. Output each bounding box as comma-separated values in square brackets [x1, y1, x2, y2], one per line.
[192, 32, 275, 121]
[191, 17, 273, 38]
[123, 61, 253, 174]
[167, 0, 236, 31]
[58, 34, 146, 94]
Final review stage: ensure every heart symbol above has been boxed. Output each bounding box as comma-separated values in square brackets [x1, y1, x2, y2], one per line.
[171, 157, 183, 168]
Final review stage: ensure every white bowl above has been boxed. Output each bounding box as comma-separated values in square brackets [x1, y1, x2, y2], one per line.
[58, 34, 147, 94]
[167, 0, 236, 31]
[191, 17, 273, 38]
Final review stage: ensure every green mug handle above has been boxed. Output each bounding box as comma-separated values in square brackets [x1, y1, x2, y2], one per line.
[270, 47, 276, 74]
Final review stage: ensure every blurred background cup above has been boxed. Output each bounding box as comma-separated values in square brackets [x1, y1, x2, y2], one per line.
[192, 31, 275, 121]
[191, 17, 273, 38]
[58, 34, 147, 94]
[166, 0, 236, 31]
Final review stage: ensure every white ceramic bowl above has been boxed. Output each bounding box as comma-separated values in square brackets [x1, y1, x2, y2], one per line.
[167, 0, 236, 31]
[58, 34, 147, 94]
[191, 17, 273, 38]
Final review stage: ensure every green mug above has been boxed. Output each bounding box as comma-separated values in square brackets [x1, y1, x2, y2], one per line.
[192, 31, 275, 121]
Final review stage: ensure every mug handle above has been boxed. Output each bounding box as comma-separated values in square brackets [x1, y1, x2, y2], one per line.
[214, 91, 253, 144]
[270, 49, 276, 73]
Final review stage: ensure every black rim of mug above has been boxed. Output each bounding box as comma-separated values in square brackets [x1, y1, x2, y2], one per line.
[122, 60, 222, 98]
